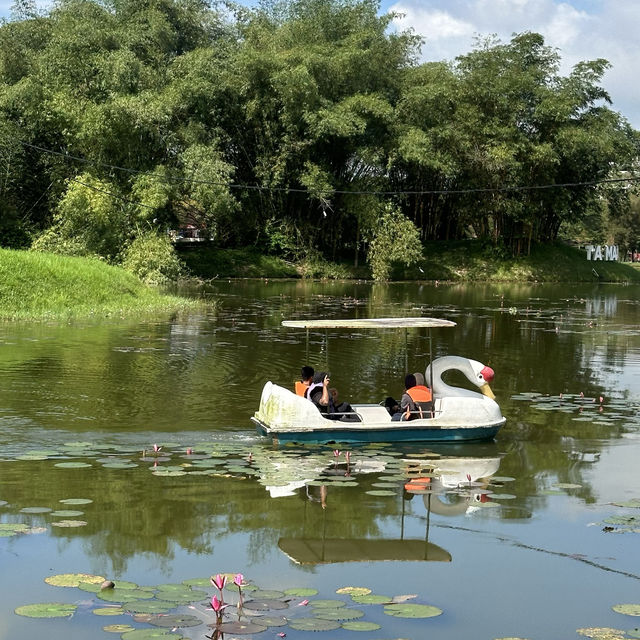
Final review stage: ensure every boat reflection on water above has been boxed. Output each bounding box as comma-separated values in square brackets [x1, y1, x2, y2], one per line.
[416, 455, 502, 517]
[276, 453, 501, 565]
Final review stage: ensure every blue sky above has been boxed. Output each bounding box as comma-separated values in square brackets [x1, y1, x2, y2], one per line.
[1, 0, 638, 126]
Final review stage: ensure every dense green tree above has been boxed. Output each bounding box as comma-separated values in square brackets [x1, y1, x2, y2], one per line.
[0, 0, 637, 275]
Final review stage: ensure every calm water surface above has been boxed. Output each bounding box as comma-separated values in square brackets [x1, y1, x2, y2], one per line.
[1, 281, 639, 640]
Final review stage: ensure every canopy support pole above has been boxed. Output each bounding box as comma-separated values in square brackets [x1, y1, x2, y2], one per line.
[428, 328, 434, 391]
[424, 492, 432, 559]
[404, 328, 408, 373]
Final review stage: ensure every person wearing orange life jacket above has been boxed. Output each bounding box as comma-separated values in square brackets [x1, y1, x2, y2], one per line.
[406, 372, 433, 419]
[391, 374, 433, 421]
[295, 365, 314, 397]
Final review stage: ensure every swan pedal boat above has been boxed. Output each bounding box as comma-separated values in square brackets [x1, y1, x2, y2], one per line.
[252, 318, 506, 444]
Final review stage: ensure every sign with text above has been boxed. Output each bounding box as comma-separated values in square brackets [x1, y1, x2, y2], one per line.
[585, 245, 618, 261]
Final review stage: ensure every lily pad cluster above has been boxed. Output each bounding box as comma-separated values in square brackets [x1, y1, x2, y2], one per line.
[15, 572, 443, 638]
[598, 499, 640, 534]
[511, 392, 640, 431]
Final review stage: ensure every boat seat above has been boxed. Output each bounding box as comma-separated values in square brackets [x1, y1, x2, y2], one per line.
[351, 404, 392, 423]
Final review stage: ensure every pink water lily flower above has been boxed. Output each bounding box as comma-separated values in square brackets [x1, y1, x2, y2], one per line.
[233, 573, 244, 587]
[211, 574, 227, 590]
[298, 599, 309, 606]
[210, 595, 227, 612]
[153, 444, 161, 453]
[345, 451, 351, 463]
[333, 450, 341, 457]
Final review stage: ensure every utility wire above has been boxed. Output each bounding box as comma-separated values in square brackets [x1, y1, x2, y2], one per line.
[17, 140, 640, 196]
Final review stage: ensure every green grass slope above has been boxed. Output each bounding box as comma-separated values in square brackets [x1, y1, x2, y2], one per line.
[180, 242, 640, 283]
[394, 241, 640, 283]
[0, 249, 199, 320]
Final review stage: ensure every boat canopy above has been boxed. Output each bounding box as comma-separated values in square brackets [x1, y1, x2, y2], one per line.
[282, 317, 456, 329]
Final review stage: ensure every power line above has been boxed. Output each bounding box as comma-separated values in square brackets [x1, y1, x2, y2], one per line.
[17, 140, 640, 196]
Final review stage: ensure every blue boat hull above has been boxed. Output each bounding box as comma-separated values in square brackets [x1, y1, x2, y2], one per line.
[252, 418, 502, 445]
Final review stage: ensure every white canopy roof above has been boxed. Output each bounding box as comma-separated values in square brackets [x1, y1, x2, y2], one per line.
[282, 317, 456, 329]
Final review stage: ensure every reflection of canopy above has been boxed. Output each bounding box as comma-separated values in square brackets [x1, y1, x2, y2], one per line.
[282, 318, 456, 329]
[278, 538, 451, 564]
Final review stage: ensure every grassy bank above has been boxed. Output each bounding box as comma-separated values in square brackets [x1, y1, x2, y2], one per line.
[0, 249, 201, 320]
[180, 242, 640, 283]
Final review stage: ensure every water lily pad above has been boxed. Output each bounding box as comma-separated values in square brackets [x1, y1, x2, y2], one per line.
[152, 470, 187, 477]
[218, 620, 268, 634]
[113, 581, 139, 590]
[124, 601, 174, 614]
[383, 603, 443, 618]
[155, 589, 206, 604]
[102, 462, 138, 469]
[553, 483, 582, 489]
[155, 583, 195, 593]
[336, 587, 371, 596]
[314, 608, 364, 621]
[97, 588, 155, 603]
[50, 510, 84, 517]
[51, 520, 88, 527]
[288, 617, 341, 631]
[487, 494, 517, 500]
[284, 588, 318, 596]
[20, 506, 52, 514]
[59, 498, 93, 505]
[54, 462, 92, 469]
[181, 578, 210, 588]
[93, 607, 125, 616]
[244, 599, 289, 611]
[0, 500, 7, 507]
[612, 604, 640, 616]
[0, 523, 29, 532]
[258, 615, 288, 626]
[15, 603, 78, 618]
[250, 589, 285, 599]
[104, 624, 136, 633]
[341, 620, 382, 631]
[147, 614, 203, 627]
[45, 573, 104, 587]
[310, 599, 345, 609]
[351, 594, 391, 605]
[576, 628, 626, 639]
[121, 630, 185, 639]
[604, 516, 638, 526]
[612, 499, 640, 508]
[365, 490, 397, 497]
[490, 476, 516, 482]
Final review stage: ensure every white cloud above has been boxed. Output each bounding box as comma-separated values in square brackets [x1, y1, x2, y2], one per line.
[390, 0, 640, 127]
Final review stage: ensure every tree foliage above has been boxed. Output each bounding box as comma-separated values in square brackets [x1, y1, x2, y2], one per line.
[0, 0, 637, 280]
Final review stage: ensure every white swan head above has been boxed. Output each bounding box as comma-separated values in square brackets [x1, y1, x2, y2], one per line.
[425, 356, 497, 400]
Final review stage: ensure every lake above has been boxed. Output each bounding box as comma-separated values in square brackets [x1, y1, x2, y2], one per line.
[1, 280, 639, 640]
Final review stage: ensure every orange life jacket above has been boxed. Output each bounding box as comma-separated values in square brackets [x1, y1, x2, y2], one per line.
[295, 381, 309, 397]
[406, 385, 433, 419]
[407, 385, 432, 403]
